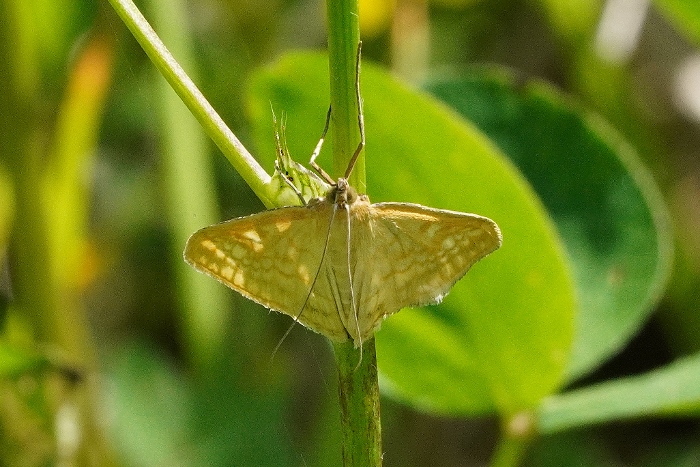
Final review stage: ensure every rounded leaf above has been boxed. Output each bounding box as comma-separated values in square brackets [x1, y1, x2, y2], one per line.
[426, 68, 673, 379]
[246, 53, 575, 414]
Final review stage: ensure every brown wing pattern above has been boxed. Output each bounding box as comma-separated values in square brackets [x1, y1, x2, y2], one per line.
[350, 202, 502, 340]
[184, 198, 502, 347]
[184, 201, 351, 342]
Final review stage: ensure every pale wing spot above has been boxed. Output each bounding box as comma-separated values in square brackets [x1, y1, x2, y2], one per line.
[442, 236, 456, 250]
[426, 223, 441, 238]
[287, 245, 299, 261]
[298, 264, 311, 285]
[201, 239, 217, 251]
[221, 265, 234, 281]
[371, 272, 383, 289]
[441, 263, 455, 278]
[468, 228, 485, 238]
[230, 244, 247, 260]
[233, 269, 245, 288]
[243, 230, 262, 242]
[215, 248, 226, 260]
[275, 219, 292, 232]
[240, 230, 264, 253]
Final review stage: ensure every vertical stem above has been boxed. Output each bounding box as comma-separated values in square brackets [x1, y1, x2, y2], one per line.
[490, 434, 528, 467]
[326, 0, 365, 188]
[1, 0, 54, 342]
[333, 340, 383, 466]
[2, 7, 118, 465]
[326, 1, 381, 465]
[489, 412, 535, 467]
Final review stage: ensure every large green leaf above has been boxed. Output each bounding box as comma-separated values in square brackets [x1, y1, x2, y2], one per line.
[426, 68, 673, 379]
[539, 352, 700, 433]
[245, 52, 575, 415]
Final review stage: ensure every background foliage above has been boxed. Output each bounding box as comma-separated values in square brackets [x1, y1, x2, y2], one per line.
[1, 0, 700, 465]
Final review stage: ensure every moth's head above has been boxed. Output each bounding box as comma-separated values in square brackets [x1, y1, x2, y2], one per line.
[327, 178, 358, 206]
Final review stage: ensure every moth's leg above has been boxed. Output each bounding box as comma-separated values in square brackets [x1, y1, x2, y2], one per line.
[312, 41, 366, 183]
[309, 106, 335, 185]
[271, 108, 307, 205]
[272, 106, 283, 160]
[273, 110, 296, 169]
[344, 41, 365, 180]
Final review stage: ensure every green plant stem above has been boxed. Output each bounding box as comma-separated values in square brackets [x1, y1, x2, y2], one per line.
[490, 435, 528, 467]
[333, 340, 383, 466]
[2, 0, 53, 341]
[326, 0, 365, 187]
[107, 0, 274, 207]
[2, 7, 118, 464]
[489, 413, 535, 467]
[326, 1, 381, 465]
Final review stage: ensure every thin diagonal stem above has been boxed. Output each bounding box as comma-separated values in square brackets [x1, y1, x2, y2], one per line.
[107, 0, 274, 207]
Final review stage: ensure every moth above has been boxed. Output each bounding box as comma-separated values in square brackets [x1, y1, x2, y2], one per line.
[184, 45, 502, 349]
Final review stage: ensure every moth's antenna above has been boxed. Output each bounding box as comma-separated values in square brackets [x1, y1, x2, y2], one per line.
[270, 198, 339, 361]
[309, 106, 335, 185]
[344, 41, 365, 180]
[344, 203, 363, 369]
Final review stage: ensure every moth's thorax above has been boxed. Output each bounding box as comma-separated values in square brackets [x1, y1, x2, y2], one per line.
[326, 178, 365, 208]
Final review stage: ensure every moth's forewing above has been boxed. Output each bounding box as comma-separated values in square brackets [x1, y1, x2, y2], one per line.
[184, 202, 351, 341]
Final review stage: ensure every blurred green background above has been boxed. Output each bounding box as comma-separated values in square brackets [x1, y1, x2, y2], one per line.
[2, 0, 700, 465]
